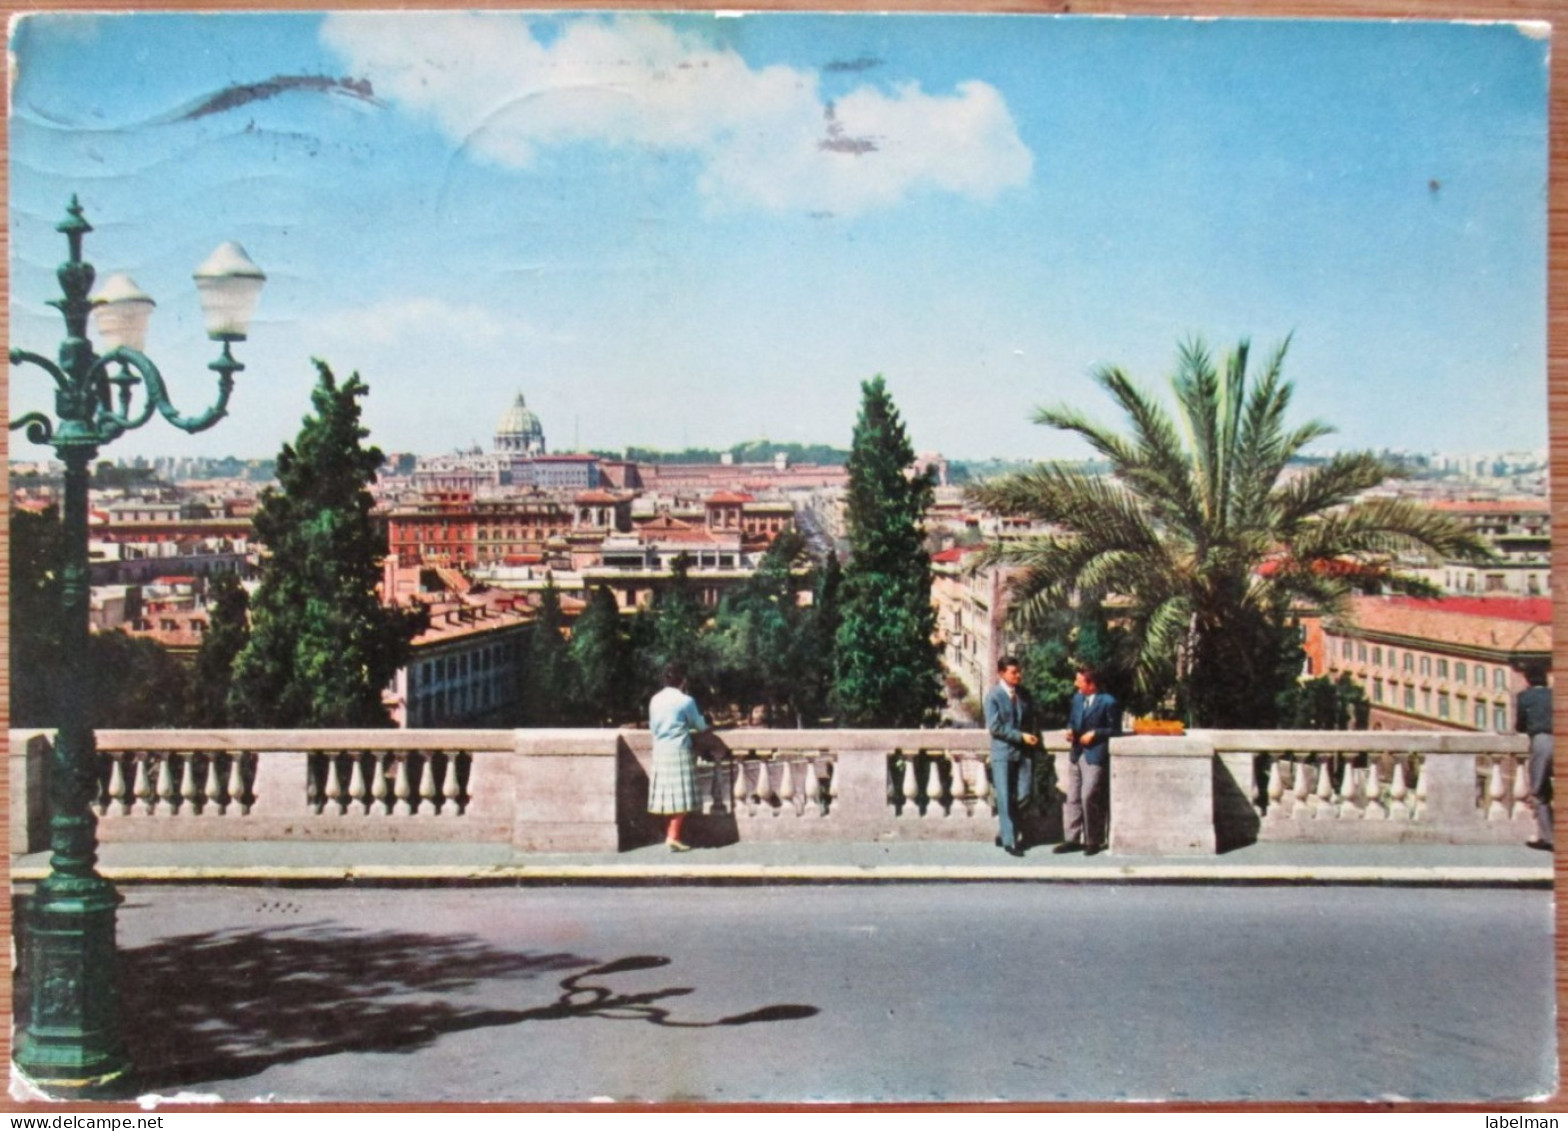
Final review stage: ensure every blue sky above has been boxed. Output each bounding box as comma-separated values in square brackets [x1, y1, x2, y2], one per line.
[8, 12, 1550, 463]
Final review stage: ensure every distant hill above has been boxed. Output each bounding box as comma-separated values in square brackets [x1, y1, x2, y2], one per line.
[594, 441, 851, 466]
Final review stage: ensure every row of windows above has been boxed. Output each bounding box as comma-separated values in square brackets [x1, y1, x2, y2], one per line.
[1336, 640, 1510, 690]
[410, 640, 523, 691]
[478, 530, 565, 542]
[411, 677, 506, 727]
[1368, 677, 1509, 730]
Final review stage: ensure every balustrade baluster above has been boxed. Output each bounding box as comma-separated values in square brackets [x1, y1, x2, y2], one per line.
[229, 754, 249, 815]
[1291, 760, 1312, 820]
[1388, 759, 1411, 820]
[940, 752, 965, 815]
[779, 760, 798, 817]
[452, 752, 472, 816]
[429, 752, 450, 816]
[204, 753, 225, 816]
[758, 757, 780, 812]
[418, 753, 438, 816]
[394, 753, 414, 816]
[1512, 758, 1532, 822]
[348, 753, 370, 816]
[324, 754, 347, 815]
[1487, 759, 1509, 822]
[732, 758, 750, 816]
[969, 757, 987, 819]
[310, 749, 326, 809]
[803, 760, 822, 818]
[1265, 758, 1285, 820]
[177, 753, 200, 816]
[154, 755, 178, 816]
[370, 752, 391, 815]
[925, 753, 948, 817]
[1311, 757, 1335, 818]
[104, 753, 127, 816]
[133, 753, 154, 815]
[1338, 761, 1361, 820]
[900, 755, 919, 816]
[1363, 761, 1386, 820]
[1414, 758, 1429, 821]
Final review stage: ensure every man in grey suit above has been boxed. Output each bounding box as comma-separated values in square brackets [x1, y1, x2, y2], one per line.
[1057, 664, 1119, 857]
[985, 655, 1040, 857]
[1516, 661, 1553, 851]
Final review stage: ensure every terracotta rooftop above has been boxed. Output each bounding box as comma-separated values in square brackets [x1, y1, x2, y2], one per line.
[1426, 498, 1549, 513]
[1331, 595, 1551, 655]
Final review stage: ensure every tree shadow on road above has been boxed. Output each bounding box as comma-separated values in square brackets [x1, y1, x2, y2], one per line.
[109, 923, 818, 1094]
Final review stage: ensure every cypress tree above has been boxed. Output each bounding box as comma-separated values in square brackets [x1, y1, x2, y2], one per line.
[229, 361, 427, 727]
[641, 551, 714, 699]
[521, 578, 573, 726]
[798, 550, 843, 727]
[190, 572, 250, 727]
[569, 584, 633, 725]
[832, 376, 943, 727]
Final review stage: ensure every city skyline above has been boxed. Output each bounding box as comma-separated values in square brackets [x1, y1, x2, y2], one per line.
[8, 12, 1550, 464]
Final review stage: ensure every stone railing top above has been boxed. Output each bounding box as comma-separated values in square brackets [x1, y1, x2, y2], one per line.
[1194, 730, 1531, 755]
[1111, 735, 1214, 757]
[47, 729, 519, 753]
[9, 727, 1533, 758]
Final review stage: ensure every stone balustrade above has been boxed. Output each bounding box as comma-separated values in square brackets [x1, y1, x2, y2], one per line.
[8, 727, 1536, 856]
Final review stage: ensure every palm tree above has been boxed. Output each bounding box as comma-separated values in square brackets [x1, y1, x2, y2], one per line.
[967, 337, 1493, 727]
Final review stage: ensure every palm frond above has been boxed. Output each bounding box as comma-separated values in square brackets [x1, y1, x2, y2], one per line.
[1171, 338, 1223, 526]
[1291, 497, 1496, 565]
[1271, 452, 1397, 534]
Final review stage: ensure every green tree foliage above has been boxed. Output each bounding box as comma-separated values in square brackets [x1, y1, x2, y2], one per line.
[10, 507, 68, 727]
[799, 551, 843, 727]
[833, 376, 944, 727]
[521, 578, 573, 726]
[569, 584, 635, 725]
[1281, 673, 1370, 731]
[712, 532, 819, 726]
[92, 462, 164, 490]
[9, 506, 192, 728]
[638, 552, 716, 700]
[87, 632, 194, 728]
[968, 337, 1492, 727]
[229, 361, 427, 727]
[1014, 600, 1133, 727]
[189, 572, 250, 727]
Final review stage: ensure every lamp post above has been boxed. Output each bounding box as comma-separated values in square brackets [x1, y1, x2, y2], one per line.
[10, 197, 265, 1094]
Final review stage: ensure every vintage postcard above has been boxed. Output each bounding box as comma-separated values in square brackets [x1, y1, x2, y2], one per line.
[6, 8, 1556, 1107]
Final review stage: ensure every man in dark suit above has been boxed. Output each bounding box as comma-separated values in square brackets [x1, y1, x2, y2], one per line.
[984, 655, 1040, 857]
[1057, 664, 1120, 857]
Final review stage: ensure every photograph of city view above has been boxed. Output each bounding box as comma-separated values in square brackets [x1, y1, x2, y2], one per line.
[7, 9, 1556, 1106]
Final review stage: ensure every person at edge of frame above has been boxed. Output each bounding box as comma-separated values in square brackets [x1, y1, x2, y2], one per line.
[1517, 659, 1553, 852]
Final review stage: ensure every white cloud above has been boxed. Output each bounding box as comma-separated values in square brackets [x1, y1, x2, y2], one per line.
[320, 11, 1032, 215]
[307, 297, 508, 350]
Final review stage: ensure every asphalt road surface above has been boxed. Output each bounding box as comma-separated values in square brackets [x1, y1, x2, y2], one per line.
[80, 883, 1556, 1104]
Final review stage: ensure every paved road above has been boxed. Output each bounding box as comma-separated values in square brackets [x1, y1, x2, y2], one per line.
[82, 884, 1556, 1104]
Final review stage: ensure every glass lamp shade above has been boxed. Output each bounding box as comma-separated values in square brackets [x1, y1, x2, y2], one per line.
[193, 241, 266, 341]
[90, 273, 156, 352]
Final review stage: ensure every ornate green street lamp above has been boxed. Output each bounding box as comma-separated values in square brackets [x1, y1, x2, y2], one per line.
[10, 197, 265, 1094]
